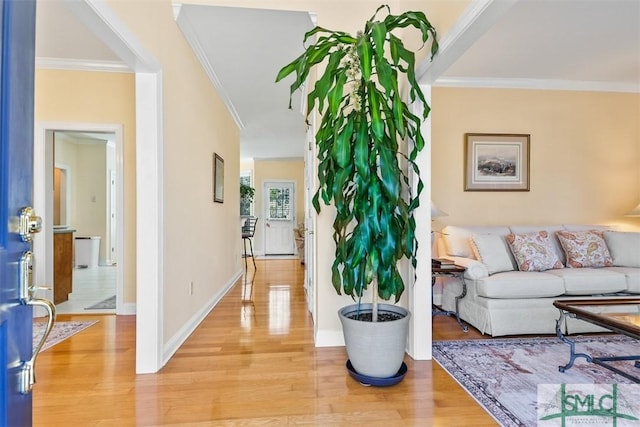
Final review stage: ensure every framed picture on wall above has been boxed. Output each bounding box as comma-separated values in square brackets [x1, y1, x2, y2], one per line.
[213, 153, 224, 203]
[464, 133, 530, 191]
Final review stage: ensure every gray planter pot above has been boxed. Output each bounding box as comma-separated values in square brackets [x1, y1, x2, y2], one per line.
[338, 303, 410, 378]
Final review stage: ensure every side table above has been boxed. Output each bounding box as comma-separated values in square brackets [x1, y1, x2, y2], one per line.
[432, 264, 468, 332]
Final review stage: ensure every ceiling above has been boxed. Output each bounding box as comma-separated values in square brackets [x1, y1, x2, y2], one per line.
[432, 0, 640, 92]
[35, 1, 639, 160]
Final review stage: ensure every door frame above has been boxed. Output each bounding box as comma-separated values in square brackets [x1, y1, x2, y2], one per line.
[263, 180, 296, 255]
[45, 0, 164, 373]
[33, 123, 126, 314]
[304, 126, 317, 321]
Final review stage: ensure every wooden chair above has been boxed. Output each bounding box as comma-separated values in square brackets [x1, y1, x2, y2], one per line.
[242, 217, 258, 270]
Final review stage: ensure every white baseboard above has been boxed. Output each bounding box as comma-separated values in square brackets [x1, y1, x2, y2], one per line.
[117, 302, 137, 315]
[315, 329, 345, 347]
[162, 269, 243, 365]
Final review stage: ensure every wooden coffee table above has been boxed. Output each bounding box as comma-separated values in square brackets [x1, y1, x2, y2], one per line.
[553, 298, 640, 383]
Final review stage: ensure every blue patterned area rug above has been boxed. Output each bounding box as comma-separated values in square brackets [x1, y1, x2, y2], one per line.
[433, 335, 640, 426]
[33, 320, 98, 352]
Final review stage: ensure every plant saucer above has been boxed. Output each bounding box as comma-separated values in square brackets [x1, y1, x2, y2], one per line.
[346, 360, 408, 387]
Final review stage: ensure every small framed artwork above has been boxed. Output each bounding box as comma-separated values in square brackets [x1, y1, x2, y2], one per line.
[213, 153, 224, 203]
[464, 133, 530, 191]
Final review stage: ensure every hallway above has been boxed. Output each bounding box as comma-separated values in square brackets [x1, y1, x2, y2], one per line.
[33, 259, 493, 426]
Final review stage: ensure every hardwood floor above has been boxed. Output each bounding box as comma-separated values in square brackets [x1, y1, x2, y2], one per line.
[34, 260, 496, 426]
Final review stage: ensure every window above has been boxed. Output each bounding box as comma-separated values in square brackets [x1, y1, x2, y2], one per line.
[268, 187, 291, 220]
[240, 171, 253, 216]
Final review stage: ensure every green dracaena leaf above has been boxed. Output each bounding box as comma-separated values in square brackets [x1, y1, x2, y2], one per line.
[328, 72, 347, 116]
[364, 249, 379, 285]
[378, 146, 400, 201]
[367, 83, 384, 141]
[342, 263, 355, 296]
[370, 21, 387, 60]
[312, 192, 321, 213]
[349, 229, 367, 267]
[354, 117, 370, 179]
[369, 4, 390, 22]
[392, 93, 406, 138]
[366, 181, 382, 235]
[356, 35, 373, 81]
[391, 268, 404, 303]
[374, 57, 396, 98]
[331, 260, 342, 294]
[332, 120, 354, 168]
[309, 50, 346, 115]
[389, 34, 401, 65]
[275, 60, 299, 83]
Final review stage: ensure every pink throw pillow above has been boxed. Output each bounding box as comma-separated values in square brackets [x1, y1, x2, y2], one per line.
[556, 230, 613, 268]
[506, 231, 564, 272]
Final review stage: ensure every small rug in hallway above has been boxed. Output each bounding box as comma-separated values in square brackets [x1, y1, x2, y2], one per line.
[85, 295, 116, 310]
[33, 320, 98, 352]
[433, 335, 640, 426]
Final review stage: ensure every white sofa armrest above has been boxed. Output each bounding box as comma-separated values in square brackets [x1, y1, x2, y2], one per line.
[441, 256, 489, 280]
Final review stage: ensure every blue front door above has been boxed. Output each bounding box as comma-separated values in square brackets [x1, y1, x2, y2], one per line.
[0, 0, 37, 424]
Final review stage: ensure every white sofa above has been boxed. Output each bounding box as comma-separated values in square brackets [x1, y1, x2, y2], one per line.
[433, 224, 640, 336]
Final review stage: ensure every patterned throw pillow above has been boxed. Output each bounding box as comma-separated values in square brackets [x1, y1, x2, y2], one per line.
[556, 230, 613, 268]
[506, 231, 564, 272]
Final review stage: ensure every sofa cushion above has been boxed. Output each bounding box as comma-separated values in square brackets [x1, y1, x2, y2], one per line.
[546, 268, 627, 294]
[506, 231, 564, 272]
[442, 225, 511, 259]
[475, 271, 565, 299]
[556, 230, 613, 268]
[509, 225, 566, 264]
[603, 231, 640, 268]
[469, 234, 516, 275]
[605, 267, 640, 293]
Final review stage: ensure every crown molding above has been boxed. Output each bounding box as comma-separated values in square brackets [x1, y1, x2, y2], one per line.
[173, 4, 244, 130]
[35, 57, 130, 73]
[434, 77, 640, 93]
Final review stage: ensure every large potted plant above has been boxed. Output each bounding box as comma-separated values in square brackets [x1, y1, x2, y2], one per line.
[276, 5, 438, 382]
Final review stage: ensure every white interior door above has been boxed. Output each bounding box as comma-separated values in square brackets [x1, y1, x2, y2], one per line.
[264, 181, 295, 255]
[304, 128, 317, 319]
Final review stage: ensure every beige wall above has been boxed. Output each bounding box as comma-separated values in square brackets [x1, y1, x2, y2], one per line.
[106, 0, 241, 343]
[73, 143, 108, 260]
[252, 159, 305, 253]
[431, 87, 640, 231]
[54, 135, 111, 264]
[35, 69, 137, 302]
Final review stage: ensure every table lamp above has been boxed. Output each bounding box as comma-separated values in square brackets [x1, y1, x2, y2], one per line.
[431, 201, 448, 247]
[431, 201, 448, 219]
[625, 202, 640, 217]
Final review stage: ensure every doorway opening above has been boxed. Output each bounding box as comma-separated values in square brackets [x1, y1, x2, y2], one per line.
[34, 124, 123, 315]
[54, 130, 117, 313]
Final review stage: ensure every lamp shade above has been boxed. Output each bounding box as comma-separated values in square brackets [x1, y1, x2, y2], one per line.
[430, 201, 448, 218]
[625, 202, 640, 217]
